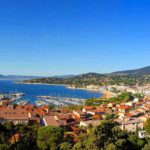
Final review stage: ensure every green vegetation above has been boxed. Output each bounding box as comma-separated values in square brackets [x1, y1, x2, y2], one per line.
[72, 120, 147, 150]
[144, 119, 150, 135]
[85, 92, 138, 106]
[0, 123, 38, 150]
[0, 119, 150, 149]
[24, 73, 150, 87]
[37, 126, 64, 150]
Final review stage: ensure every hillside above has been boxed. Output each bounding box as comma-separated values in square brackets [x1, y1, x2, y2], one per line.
[23, 73, 105, 86]
[112, 66, 150, 75]
[23, 66, 150, 86]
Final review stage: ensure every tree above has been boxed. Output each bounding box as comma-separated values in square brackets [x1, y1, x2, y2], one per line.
[0, 123, 11, 149]
[137, 139, 145, 148]
[105, 114, 118, 120]
[144, 119, 150, 135]
[59, 142, 72, 150]
[0, 144, 7, 150]
[12, 124, 38, 150]
[72, 132, 98, 150]
[93, 120, 118, 149]
[129, 134, 138, 148]
[72, 142, 86, 150]
[37, 126, 64, 150]
[142, 142, 150, 150]
[106, 143, 117, 150]
[115, 139, 127, 149]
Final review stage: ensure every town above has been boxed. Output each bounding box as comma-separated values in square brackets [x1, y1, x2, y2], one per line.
[0, 83, 150, 149]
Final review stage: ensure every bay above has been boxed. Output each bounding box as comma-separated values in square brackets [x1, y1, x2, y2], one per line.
[0, 80, 102, 104]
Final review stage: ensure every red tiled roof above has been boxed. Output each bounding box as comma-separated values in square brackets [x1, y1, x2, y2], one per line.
[118, 105, 131, 110]
[72, 114, 80, 120]
[83, 106, 96, 110]
[44, 115, 60, 127]
[0, 109, 29, 120]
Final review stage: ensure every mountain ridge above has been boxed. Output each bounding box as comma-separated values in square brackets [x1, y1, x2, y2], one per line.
[0, 66, 149, 81]
[23, 66, 150, 86]
[111, 66, 150, 75]
[0, 75, 43, 81]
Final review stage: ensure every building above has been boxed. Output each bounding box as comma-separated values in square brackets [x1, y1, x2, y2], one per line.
[117, 117, 144, 133]
[80, 120, 100, 127]
[117, 105, 131, 113]
[138, 130, 146, 139]
[0, 108, 29, 125]
[43, 115, 60, 127]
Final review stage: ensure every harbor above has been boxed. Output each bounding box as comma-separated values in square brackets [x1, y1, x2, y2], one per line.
[0, 92, 30, 106]
[36, 96, 86, 106]
[0, 80, 102, 106]
[0, 92, 86, 107]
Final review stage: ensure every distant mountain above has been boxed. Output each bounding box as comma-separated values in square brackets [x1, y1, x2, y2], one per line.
[112, 66, 150, 75]
[1, 66, 149, 82]
[23, 66, 150, 86]
[23, 72, 106, 86]
[53, 74, 75, 79]
[0, 74, 5, 78]
[51, 73, 104, 80]
[0, 75, 43, 81]
[78, 72, 104, 77]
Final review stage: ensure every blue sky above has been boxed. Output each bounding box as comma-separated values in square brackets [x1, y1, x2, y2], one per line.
[0, 0, 150, 76]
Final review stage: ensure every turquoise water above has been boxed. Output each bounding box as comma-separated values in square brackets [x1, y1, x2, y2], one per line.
[0, 80, 102, 104]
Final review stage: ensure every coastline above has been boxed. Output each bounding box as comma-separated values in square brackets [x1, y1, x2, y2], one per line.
[100, 90, 116, 99]
[16, 82, 116, 99]
[15, 82, 67, 86]
[16, 82, 104, 97]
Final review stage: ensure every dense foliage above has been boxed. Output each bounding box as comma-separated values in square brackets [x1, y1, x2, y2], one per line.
[85, 92, 142, 106]
[0, 119, 150, 150]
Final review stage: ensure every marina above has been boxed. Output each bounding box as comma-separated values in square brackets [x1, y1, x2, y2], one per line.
[15, 100, 29, 105]
[0, 80, 102, 106]
[35, 100, 48, 106]
[36, 96, 86, 106]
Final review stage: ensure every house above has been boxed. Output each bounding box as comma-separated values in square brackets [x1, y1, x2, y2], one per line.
[125, 102, 135, 107]
[0, 104, 47, 125]
[80, 120, 100, 127]
[108, 103, 114, 108]
[139, 115, 150, 122]
[73, 110, 83, 119]
[72, 110, 87, 120]
[43, 115, 60, 127]
[43, 113, 72, 127]
[134, 98, 140, 102]
[117, 105, 131, 113]
[117, 117, 144, 133]
[0, 100, 11, 107]
[125, 110, 143, 118]
[86, 109, 102, 115]
[0, 108, 29, 125]
[92, 114, 102, 120]
[82, 106, 96, 113]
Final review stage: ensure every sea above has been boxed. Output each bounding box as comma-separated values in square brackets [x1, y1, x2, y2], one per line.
[0, 80, 102, 105]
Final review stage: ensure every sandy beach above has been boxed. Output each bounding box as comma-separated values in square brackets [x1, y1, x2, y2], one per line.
[100, 90, 116, 99]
